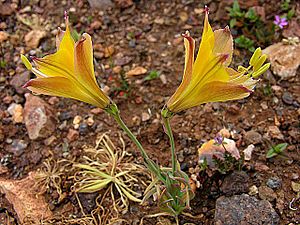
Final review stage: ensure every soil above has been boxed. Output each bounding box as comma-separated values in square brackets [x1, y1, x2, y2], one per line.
[0, 0, 299, 224]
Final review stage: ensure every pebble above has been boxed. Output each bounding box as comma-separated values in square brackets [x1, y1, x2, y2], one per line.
[141, 112, 150, 122]
[44, 135, 56, 146]
[258, 186, 277, 201]
[73, 115, 82, 125]
[79, 123, 88, 135]
[90, 108, 103, 114]
[67, 129, 79, 142]
[59, 111, 72, 121]
[87, 117, 94, 126]
[159, 74, 167, 84]
[291, 182, 300, 192]
[282, 92, 293, 105]
[243, 144, 255, 161]
[266, 177, 282, 189]
[23, 94, 56, 140]
[248, 185, 258, 195]
[8, 139, 28, 156]
[220, 171, 250, 196]
[244, 130, 262, 145]
[215, 194, 279, 225]
[267, 126, 284, 140]
[9, 71, 30, 94]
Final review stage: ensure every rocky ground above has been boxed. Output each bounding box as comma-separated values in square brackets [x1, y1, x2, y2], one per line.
[0, 0, 299, 224]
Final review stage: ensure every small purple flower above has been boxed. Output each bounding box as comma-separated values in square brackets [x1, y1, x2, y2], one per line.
[214, 134, 223, 145]
[274, 15, 288, 29]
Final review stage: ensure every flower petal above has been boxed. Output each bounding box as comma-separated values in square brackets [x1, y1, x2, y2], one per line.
[213, 26, 233, 66]
[167, 31, 195, 108]
[74, 33, 109, 105]
[23, 77, 106, 108]
[174, 81, 252, 112]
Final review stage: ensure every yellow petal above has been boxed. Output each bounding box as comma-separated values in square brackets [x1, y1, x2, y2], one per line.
[167, 31, 195, 107]
[213, 26, 233, 66]
[20, 54, 32, 70]
[174, 81, 252, 112]
[23, 77, 107, 108]
[74, 33, 110, 105]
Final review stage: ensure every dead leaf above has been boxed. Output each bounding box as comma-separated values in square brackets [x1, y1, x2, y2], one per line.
[0, 172, 53, 223]
[126, 66, 147, 77]
[25, 30, 46, 48]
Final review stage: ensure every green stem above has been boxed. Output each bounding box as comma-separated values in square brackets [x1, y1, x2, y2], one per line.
[161, 107, 177, 175]
[106, 103, 162, 179]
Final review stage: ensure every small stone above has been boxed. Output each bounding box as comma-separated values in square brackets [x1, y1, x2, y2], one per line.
[73, 115, 82, 125]
[25, 30, 46, 48]
[126, 66, 147, 77]
[112, 66, 122, 74]
[282, 92, 293, 105]
[23, 94, 56, 140]
[291, 181, 300, 192]
[12, 104, 23, 123]
[67, 129, 79, 142]
[268, 126, 284, 140]
[90, 20, 102, 30]
[141, 112, 150, 122]
[263, 42, 300, 79]
[8, 139, 28, 156]
[249, 185, 258, 195]
[59, 111, 72, 121]
[179, 11, 188, 22]
[260, 102, 268, 110]
[258, 186, 277, 201]
[291, 173, 299, 180]
[159, 74, 167, 84]
[215, 194, 279, 225]
[48, 97, 59, 105]
[79, 123, 88, 135]
[0, 3, 14, 16]
[87, 0, 113, 9]
[90, 108, 103, 114]
[243, 144, 255, 161]
[44, 135, 56, 146]
[154, 17, 164, 25]
[0, 31, 9, 43]
[10, 71, 30, 94]
[87, 117, 94, 126]
[132, 116, 141, 126]
[219, 128, 230, 138]
[244, 130, 262, 145]
[221, 171, 249, 196]
[146, 35, 157, 43]
[266, 177, 282, 189]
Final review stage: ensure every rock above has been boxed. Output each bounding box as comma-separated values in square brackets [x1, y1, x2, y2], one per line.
[244, 130, 262, 145]
[48, 96, 59, 105]
[7, 103, 23, 123]
[258, 186, 277, 201]
[219, 128, 230, 138]
[249, 185, 258, 195]
[266, 177, 281, 189]
[113, 66, 122, 74]
[73, 115, 82, 125]
[87, 0, 113, 9]
[0, 31, 9, 43]
[243, 144, 255, 161]
[262, 42, 300, 79]
[215, 194, 279, 225]
[220, 171, 249, 196]
[282, 92, 293, 105]
[126, 66, 147, 77]
[24, 30, 46, 48]
[159, 74, 167, 84]
[141, 112, 150, 122]
[79, 123, 88, 135]
[7, 139, 28, 156]
[44, 135, 56, 146]
[267, 126, 284, 140]
[87, 117, 94, 126]
[291, 181, 300, 192]
[90, 108, 103, 114]
[0, 3, 14, 16]
[0, 172, 53, 223]
[23, 94, 56, 140]
[10, 71, 30, 94]
[67, 129, 79, 142]
[90, 20, 102, 30]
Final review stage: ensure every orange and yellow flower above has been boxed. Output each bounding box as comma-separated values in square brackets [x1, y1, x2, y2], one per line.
[166, 7, 270, 113]
[21, 14, 110, 109]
